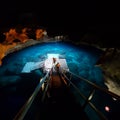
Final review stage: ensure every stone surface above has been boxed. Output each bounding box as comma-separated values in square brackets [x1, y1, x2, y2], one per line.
[98, 49, 120, 96]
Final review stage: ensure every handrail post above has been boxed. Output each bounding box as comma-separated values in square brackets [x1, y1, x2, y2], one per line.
[68, 73, 72, 86]
[82, 89, 95, 109]
[41, 74, 52, 102]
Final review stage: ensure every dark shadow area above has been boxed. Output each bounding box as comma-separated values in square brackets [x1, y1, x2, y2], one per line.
[0, 70, 42, 120]
[24, 86, 89, 120]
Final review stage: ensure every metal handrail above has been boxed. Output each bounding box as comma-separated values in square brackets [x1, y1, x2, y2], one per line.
[62, 72, 108, 120]
[13, 67, 120, 120]
[62, 70, 120, 120]
[41, 72, 52, 102]
[13, 70, 51, 120]
[63, 69, 120, 100]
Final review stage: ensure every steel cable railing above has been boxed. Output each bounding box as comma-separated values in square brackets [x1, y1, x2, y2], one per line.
[62, 70, 120, 100]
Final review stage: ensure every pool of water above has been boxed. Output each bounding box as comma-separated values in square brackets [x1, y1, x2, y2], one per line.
[0, 41, 118, 120]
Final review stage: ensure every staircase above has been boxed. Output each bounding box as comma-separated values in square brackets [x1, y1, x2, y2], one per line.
[14, 67, 120, 120]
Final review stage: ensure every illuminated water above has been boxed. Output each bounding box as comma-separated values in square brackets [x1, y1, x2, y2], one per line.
[0, 41, 119, 120]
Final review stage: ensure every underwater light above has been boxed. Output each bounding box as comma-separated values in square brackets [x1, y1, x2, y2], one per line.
[105, 106, 110, 112]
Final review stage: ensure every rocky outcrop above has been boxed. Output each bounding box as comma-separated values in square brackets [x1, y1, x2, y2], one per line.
[0, 39, 46, 66]
[0, 36, 63, 66]
[0, 43, 17, 65]
[96, 48, 120, 96]
[3, 27, 47, 44]
[0, 25, 49, 66]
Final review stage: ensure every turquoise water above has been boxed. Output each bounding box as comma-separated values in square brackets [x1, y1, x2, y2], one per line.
[1, 42, 104, 80]
[0, 41, 104, 86]
[0, 41, 118, 120]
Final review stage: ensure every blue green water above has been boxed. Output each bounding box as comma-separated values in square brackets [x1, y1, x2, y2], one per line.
[0, 41, 119, 120]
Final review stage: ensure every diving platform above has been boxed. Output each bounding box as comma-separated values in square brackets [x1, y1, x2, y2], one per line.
[43, 58, 69, 72]
[21, 54, 69, 73]
[21, 62, 44, 73]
